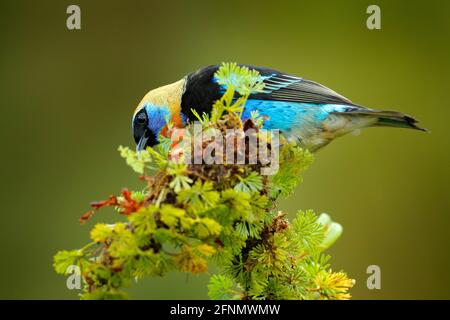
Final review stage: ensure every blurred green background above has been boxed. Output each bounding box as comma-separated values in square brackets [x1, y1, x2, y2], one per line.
[0, 0, 449, 299]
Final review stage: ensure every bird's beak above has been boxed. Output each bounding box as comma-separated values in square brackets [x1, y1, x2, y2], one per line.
[136, 128, 149, 152]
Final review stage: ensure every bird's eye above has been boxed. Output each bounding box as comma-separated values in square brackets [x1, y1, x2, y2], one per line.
[136, 112, 147, 125]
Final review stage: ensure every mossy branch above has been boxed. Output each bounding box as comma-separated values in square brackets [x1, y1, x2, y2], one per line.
[54, 63, 354, 300]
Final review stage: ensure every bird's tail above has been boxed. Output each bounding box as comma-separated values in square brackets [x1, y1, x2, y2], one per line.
[348, 109, 428, 132]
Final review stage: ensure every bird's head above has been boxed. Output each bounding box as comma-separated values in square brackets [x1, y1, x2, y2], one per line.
[132, 79, 186, 151]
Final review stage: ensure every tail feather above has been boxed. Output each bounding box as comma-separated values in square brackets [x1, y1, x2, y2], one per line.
[346, 109, 428, 132]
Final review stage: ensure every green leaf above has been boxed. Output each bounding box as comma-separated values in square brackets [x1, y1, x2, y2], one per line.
[118, 145, 152, 174]
[107, 223, 139, 259]
[208, 274, 237, 300]
[194, 217, 222, 238]
[177, 180, 220, 212]
[53, 250, 84, 275]
[191, 108, 210, 127]
[219, 189, 251, 220]
[90, 223, 114, 243]
[167, 161, 193, 193]
[214, 62, 265, 96]
[289, 210, 325, 253]
[129, 205, 158, 236]
[159, 205, 186, 227]
[234, 172, 263, 193]
[269, 145, 313, 198]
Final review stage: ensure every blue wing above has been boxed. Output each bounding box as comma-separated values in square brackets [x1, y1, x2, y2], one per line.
[239, 67, 363, 134]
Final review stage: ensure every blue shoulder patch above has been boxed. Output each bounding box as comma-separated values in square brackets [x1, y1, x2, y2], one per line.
[242, 100, 353, 132]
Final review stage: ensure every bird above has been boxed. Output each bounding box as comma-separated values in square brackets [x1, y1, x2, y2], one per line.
[132, 64, 426, 152]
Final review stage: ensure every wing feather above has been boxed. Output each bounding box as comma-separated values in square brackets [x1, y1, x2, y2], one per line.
[247, 66, 362, 107]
